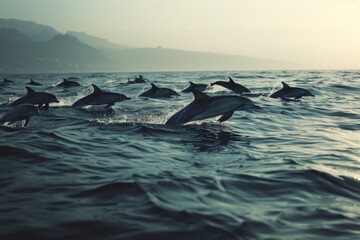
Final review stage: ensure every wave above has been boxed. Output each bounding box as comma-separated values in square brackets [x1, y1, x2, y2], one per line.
[1, 70, 360, 240]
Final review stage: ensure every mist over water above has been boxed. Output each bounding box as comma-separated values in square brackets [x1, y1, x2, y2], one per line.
[0, 70, 360, 239]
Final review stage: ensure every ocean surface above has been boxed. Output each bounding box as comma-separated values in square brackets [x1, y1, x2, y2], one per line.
[0, 70, 359, 240]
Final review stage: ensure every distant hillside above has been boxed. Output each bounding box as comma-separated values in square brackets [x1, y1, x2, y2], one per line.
[0, 18, 297, 72]
[0, 18, 60, 41]
[102, 47, 295, 71]
[67, 31, 131, 50]
[0, 28, 109, 72]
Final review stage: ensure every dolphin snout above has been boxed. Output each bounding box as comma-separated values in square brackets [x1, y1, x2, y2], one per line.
[254, 105, 261, 109]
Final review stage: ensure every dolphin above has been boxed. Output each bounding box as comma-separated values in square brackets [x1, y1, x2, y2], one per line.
[72, 84, 130, 108]
[57, 78, 81, 88]
[165, 89, 260, 126]
[181, 81, 208, 93]
[11, 87, 59, 110]
[127, 75, 148, 84]
[139, 83, 179, 98]
[2, 78, 14, 84]
[210, 77, 251, 94]
[27, 79, 42, 86]
[0, 104, 39, 127]
[270, 82, 314, 99]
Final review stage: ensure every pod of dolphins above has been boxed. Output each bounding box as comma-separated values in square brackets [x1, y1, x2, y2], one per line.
[0, 76, 314, 127]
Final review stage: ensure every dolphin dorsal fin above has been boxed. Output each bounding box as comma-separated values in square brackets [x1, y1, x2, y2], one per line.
[150, 83, 158, 90]
[63, 78, 68, 82]
[228, 77, 235, 84]
[92, 84, 103, 94]
[26, 87, 35, 94]
[189, 81, 195, 86]
[30, 79, 34, 83]
[191, 89, 210, 102]
[281, 82, 291, 89]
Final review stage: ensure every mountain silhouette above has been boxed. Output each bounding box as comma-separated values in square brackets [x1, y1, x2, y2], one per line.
[0, 18, 297, 72]
[103, 47, 293, 71]
[0, 28, 109, 72]
[67, 31, 131, 50]
[0, 18, 60, 41]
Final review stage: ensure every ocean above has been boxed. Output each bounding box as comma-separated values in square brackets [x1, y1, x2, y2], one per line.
[0, 70, 359, 239]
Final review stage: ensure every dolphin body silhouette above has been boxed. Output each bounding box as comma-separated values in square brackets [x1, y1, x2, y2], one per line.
[11, 87, 59, 110]
[127, 75, 149, 84]
[27, 79, 42, 86]
[210, 77, 251, 94]
[270, 82, 314, 99]
[139, 83, 179, 98]
[0, 104, 39, 127]
[182, 81, 208, 93]
[3, 78, 14, 84]
[165, 89, 260, 126]
[57, 78, 81, 88]
[72, 84, 130, 108]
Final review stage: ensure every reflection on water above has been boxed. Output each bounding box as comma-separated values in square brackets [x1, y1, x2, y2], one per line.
[181, 124, 248, 152]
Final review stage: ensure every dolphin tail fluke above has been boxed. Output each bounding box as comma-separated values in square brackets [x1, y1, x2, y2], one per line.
[218, 110, 234, 122]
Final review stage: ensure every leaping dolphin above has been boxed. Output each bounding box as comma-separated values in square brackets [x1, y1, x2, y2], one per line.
[270, 82, 314, 99]
[11, 87, 59, 110]
[139, 83, 179, 98]
[72, 84, 130, 109]
[165, 89, 260, 126]
[57, 78, 81, 88]
[0, 104, 39, 127]
[210, 77, 251, 94]
[27, 79, 42, 86]
[181, 81, 208, 93]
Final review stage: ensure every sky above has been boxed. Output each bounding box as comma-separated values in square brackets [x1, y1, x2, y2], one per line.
[1, 0, 360, 69]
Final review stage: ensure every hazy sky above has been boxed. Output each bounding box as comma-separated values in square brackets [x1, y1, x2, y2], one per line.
[1, 0, 360, 69]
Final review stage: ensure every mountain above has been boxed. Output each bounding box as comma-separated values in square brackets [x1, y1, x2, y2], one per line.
[0, 28, 109, 72]
[67, 31, 131, 50]
[0, 18, 297, 72]
[0, 18, 60, 41]
[40, 34, 109, 66]
[102, 47, 295, 71]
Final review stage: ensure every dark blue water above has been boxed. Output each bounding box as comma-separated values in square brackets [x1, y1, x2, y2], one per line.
[1, 71, 360, 239]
